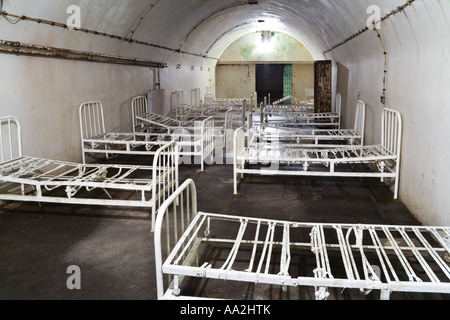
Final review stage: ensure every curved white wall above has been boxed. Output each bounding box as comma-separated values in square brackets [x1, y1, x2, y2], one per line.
[0, 0, 449, 225]
[328, 1, 450, 226]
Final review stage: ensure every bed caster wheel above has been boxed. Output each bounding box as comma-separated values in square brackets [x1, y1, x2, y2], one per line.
[315, 287, 329, 300]
[444, 252, 450, 263]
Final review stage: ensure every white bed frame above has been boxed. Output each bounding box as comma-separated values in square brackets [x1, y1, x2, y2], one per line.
[80, 97, 177, 164]
[135, 110, 215, 172]
[0, 115, 178, 230]
[205, 92, 257, 109]
[262, 94, 341, 129]
[171, 91, 254, 151]
[272, 95, 314, 111]
[250, 100, 366, 148]
[234, 108, 402, 199]
[154, 179, 450, 300]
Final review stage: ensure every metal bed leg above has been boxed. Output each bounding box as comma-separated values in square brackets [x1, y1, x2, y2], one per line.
[233, 167, 238, 195]
[380, 288, 391, 300]
[315, 287, 330, 301]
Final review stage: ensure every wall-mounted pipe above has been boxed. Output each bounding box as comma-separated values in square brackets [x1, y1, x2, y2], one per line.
[323, 0, 417, 54]
[0, 39, 167, 68]
[323, 0, 416, 106]
[375, 28, 388, 105]
[0, 10, 214, 60]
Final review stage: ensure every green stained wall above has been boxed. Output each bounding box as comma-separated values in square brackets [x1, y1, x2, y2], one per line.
[219, 32, 314, 63]
[216, 31, 314, 101]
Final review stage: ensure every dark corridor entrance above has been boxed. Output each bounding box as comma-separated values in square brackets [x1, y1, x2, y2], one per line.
[256, 64, 285, 105]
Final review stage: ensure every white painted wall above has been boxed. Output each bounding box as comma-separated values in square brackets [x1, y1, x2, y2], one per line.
[0, 54, 154, 163]
[328, 1, 450, 226]
[0, 0, 209, 163]
[215, 65, 255, 99]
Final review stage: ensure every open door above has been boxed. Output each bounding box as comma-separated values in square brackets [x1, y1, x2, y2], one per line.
[256, 64, 284, 104]
[314, 60, 332, 113]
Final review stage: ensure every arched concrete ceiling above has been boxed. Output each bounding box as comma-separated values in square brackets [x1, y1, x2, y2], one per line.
[1, 0, 407, 61]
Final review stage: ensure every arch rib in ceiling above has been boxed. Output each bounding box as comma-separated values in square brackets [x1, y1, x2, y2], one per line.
[205, 22, 254, 55]
[126, 0, 160, 40]
[184, 1, 257, 43]
[206, 22, 324, 61]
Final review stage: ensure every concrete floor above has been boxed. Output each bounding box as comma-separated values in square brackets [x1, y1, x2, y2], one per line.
[0, 158, 447, 300]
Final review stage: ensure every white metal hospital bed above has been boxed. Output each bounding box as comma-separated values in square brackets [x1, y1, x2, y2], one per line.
[154, 179, 450, 300]
[251, 100, 366, 148]
[262, 93, 341, 129]
[234, 108, 402, 199]
[135, 109, 215, 172]
[80, 97, 177, 164]
[271, 95, 314, 112]
[0, 115, 178, 229]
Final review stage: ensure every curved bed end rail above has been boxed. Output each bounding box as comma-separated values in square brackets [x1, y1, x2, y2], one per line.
[233, 127, 246, 195]
[382, 108, 403, 158]
[381, 108, 403, 199]
[0, 115, 23, 163]
[355, 100, 367, 144]
[335, 93, 342, 129]
[151, 141, 180, 230]
[199, 116, 215, 172]
[154, 178, 198, 300]
[79, 101, 106, 140]
[131, 95, 149, 133]
[79, 101, 107, 164]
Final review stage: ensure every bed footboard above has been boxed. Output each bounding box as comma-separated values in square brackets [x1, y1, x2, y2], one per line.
[132, 95, 149, 134]
[200, 117, 215, 172]
[0, 116, 23, 162]
[154, 179, 198, 299]
[233, 127, 246, 195]
[151, 141, 179, 230]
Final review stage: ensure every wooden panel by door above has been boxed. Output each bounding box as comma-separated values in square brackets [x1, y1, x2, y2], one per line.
[314, 60, 332, 113]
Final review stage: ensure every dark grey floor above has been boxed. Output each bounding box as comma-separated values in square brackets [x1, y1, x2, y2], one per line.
[0, 159, 447, 300]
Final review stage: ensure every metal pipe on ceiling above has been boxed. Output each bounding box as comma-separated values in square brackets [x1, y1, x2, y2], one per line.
[0, 39, 167, 68]
[323, 0, 417, 54]
[0, 10, 213, 60]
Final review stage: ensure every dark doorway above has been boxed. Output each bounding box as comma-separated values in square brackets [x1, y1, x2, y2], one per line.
[314, 60, 332, 113]
[256, 64, 284, 105]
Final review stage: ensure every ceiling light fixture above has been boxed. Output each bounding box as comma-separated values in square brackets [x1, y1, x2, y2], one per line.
[259, 30, 273, 55]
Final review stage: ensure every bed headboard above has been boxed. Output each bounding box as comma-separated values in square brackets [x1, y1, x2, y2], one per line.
[204, 94, 214, 104]
[233, 127, 246, 157]
[335, 92, 342, 129]
[79, 101, 106, 140]
[0, 116, 23, 163]
[154, 178, 198, 299]
[191, 88, 201, 105]
[381, 108, 403, 157]
[335, 92, 342, 113]
[131, 95, 149, 133]
[354, 100, 367, 143]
